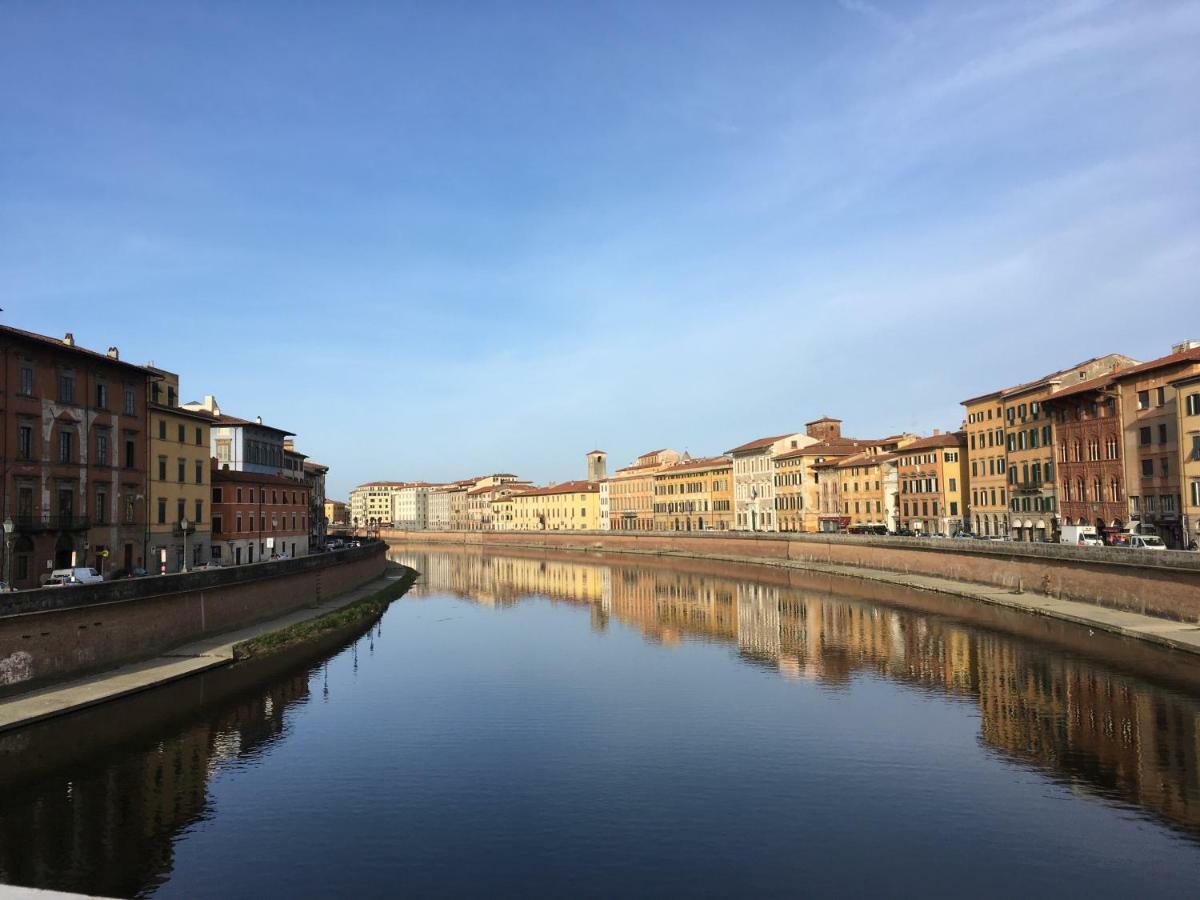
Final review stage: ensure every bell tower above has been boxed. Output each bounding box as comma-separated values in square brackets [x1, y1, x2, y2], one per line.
[586, 450, 607, 483]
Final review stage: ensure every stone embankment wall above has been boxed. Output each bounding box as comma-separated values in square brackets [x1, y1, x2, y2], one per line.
[0, 543, 387, 696]
[380, 530, 1200, 622]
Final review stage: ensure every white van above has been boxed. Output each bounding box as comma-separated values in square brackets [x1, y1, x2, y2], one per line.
[48, 567, 104, 585]
[1126, 534, 1166, 551]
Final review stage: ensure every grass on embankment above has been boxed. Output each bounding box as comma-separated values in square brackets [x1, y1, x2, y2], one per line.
[234, 565, 419, 660]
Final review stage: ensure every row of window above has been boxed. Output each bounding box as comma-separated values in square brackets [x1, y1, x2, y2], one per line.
[1060, 437, 1119, 462]
[11, 484, 137, 524]
[158, 418, 205, 446]
[17, 423, 138, 468]
[157, 498, 204, 526]
[16, 365, 139, 415]
[972, 487, 1007, 508]
[158, 456, 206, 484]
[213, 512, 307, 533]
[212, 486, 307, 506]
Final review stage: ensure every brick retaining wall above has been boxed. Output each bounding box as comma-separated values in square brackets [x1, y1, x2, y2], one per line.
[380, 530, 1200, 622]
[0, 543, 387, 696]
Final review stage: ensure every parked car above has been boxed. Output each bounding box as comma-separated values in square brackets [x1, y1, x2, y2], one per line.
[108, 567, 149, 580]
[49, 567, 104, 585]
[201, 561, 223, 570]
[43, 574, 79, 587]
[0, 581, 16, 592]
[1125, 534, 1167, 550]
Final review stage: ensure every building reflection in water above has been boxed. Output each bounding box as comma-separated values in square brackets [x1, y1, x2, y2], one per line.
[393, 547, 1200, 839]
[0, 658, 321, 897]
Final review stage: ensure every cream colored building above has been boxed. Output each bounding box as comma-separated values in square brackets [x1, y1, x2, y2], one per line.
[349, 481, 407, 528]
[730, 433, 817, 532]
[512, 480, 602, 530]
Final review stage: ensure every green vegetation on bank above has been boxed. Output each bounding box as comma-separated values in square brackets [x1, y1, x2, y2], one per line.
[234, 566, 418, 659]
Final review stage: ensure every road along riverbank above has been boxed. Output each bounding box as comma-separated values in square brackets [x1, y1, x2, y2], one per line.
[382, 530, 1200, 657]
[0, 562, 417, 734]
[0, 542, 389, 698]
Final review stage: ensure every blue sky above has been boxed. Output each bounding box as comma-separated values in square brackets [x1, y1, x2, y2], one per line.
[3, 0, 1198, 499]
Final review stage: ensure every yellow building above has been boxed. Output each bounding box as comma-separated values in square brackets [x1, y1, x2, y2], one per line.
[962, 390, 1008, 538]
[323, 499, 348, 526]
[1171, 372, 1200, 548]
[651, 455, 734, 532]
[146, 368, 212, 572]
[896, 432, 970, 536]
[835, 451, 896, 531]
[511, 480, 602, 530]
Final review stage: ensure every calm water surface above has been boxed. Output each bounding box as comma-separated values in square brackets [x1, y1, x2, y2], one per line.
[3, 547, 1200, 898]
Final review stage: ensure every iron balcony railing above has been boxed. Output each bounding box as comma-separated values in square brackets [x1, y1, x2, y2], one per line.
[11, 515, 91, 533]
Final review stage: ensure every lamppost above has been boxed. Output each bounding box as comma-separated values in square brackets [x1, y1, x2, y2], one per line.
[180, 518, 191, 573]
[3, 517, 13, 590]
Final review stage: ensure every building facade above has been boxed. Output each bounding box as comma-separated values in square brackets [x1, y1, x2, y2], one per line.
[393, 485, 430, 531]
[609, 449, 680, 531]
[511, 480, 602, 530]
[146, 368, 212, 573]
[349, 481, 406, 527]
[302, 459, 329, 548]
[963, 390, 1008, 538]
[835, 452, 898, 531]
[1113, 342, 1200, 548]
[730, 433, 816, 532]
[427, 488, 452, 530]
[183, 395, 293, 478]
[1042, 373, 1128, 541]
[1174, 372, 1200, 547]
[962, 354, 1135, 541]
[210, 465, 309, 565]
[324, 499, 349, 527]
[895, 432, 969, 536]
[1, 327, 150, 586]
[651, 455, 733, 532]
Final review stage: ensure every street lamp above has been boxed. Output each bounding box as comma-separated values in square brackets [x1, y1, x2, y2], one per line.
[180, 518, 191, 573]
[3, 517, 14, 591]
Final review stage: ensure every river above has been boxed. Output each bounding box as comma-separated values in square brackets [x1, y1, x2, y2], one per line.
[2, 546, 1199, 898]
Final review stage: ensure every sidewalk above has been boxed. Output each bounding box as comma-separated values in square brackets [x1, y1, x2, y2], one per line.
[0, 570, 407, 734]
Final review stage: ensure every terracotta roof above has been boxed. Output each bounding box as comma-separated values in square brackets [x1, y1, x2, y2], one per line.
[586, 449, 606, 455]
[1, 325, 155, 376]
[727, 433, 797, 454]
[149, 402, 216, 423]
[656, 455, 732, 475]
[1109, 346, 1200, 383]
[1040, 372, 1117, 404]
[352, 480, 409, 489]
[302, 459, 329, 473]
[774, 438, 864, 461]
[804, 416, 842, 425]
[897, 432, 965, 451]
[512, 480, 599, 498]
[208, 413, 295, 436]
[960, 353, 1135, 405]
[835, 451, 895, 469]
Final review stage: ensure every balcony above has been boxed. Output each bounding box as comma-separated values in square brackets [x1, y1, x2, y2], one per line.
[1011, 481, 1051, 494]
[10, 515, 91, 533]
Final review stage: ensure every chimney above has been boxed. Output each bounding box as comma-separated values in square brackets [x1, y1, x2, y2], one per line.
[1172, 339, 1200, 354]
[106, 346, 119, 360]
[932, 428, 941, 436]
[63, 332, 75, 347]
[255, 415, 263, 425]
